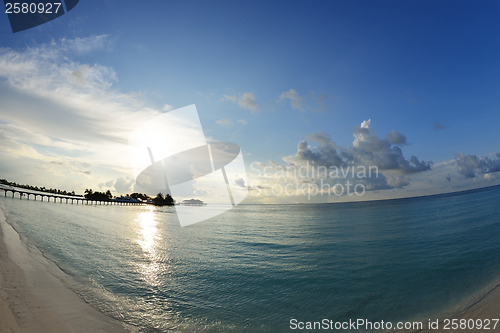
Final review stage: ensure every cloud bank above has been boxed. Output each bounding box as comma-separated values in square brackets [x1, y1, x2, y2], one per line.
[455, 153, 500, 179]
[284, 120, 431, 176]
[249, 119, 433, 196]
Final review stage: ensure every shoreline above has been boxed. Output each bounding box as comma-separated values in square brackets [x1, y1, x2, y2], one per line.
[0, 205, 133, 333]
[413, 281, 500, 333]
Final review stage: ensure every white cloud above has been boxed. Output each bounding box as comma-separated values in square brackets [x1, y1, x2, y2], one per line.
[0, 123, 79, 151]
[222, 94, 237, 102]
[455, 152, 500, 178]
[351, 120, 432, 174]
[216, 118, 233, 126]
[237, 119, 247, 125]
[279, 88, 304, 111]
[222, 92, 258, 112]
[70, 65, 89, 86]
[280, 120, 432, 190]
[113, 177, 135, 194]
[385, 129, 407, 145]
[234, 177, 246, 188]
[59, 35, 110, 54]
[163, 104, 174, 111]
[240, 92, 257, 111]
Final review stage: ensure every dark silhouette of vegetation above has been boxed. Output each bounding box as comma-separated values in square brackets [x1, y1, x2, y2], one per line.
[153, 192, 175, 206]
[0, 179, 78, 196]
[1, 178, 176, 205]
[84, 189, 112, 200]
[130, 193, 151, 201]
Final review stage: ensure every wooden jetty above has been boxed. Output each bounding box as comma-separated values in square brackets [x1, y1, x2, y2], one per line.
[0, 186, 148, 206]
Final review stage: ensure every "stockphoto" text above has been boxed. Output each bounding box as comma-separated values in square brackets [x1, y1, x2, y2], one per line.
[250, 162, 379, 199]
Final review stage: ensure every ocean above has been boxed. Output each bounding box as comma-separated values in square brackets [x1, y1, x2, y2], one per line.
[1, 186, 500, 332]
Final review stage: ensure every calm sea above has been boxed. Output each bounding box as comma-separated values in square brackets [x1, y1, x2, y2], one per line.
[1, 186, 500, 332]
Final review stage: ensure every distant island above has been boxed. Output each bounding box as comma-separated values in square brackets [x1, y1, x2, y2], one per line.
[0, 178, 175, 206]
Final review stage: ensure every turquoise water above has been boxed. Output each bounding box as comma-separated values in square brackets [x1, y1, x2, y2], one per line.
[1, 186, 500, 332]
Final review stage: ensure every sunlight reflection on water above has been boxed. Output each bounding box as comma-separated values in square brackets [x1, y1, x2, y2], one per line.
[135, 207, 162, 287]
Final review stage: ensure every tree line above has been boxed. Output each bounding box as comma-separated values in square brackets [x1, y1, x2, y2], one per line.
[1, 179, 175, 205]
[84, 189, 112, 200]
[0, 179, 77, 196]
[84, 190, 174, 205]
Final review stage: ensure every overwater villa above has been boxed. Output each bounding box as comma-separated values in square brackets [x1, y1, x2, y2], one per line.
[180, 199, 206, 206]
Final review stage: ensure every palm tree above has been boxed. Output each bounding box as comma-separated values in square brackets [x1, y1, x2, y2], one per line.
[165, 193, 175, 205]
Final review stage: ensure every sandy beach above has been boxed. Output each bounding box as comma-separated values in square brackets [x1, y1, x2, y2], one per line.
[416, 283, 500, 333]
[0, 206, 132, 333]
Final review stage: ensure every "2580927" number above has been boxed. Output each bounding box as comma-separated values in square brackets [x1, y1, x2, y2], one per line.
[5, 3, 62, 14]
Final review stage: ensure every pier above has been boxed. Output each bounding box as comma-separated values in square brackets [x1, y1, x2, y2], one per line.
[0, 186, 148, 206]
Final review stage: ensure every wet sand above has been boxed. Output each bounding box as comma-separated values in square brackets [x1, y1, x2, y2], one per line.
[416, 283, 500, 333]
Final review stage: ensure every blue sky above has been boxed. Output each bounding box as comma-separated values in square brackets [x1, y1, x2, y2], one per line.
[1, 1, 500, 203]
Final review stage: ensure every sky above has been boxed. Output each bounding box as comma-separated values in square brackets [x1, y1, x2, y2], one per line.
[1, 0, 500, 204]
